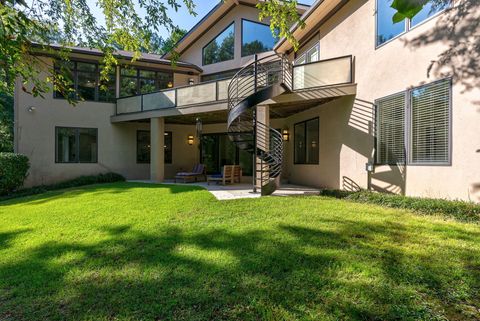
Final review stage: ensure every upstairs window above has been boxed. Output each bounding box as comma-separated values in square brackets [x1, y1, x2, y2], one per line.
[295, 42, 319, 65]
[120, 67, 173, 97]
[376, 0, 449, 47]
[54, 60, 116, 102]
[241, 19, 278, 57]
[202, 23, 235, 66]
[376, 79, 451, 165]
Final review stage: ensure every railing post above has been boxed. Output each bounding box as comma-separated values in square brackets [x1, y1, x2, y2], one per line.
[141, 94, 144, 112]
[254, 54, 258, 92]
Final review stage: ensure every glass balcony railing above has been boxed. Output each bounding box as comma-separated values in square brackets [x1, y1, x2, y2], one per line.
[116, 77, 232, 115]
[115, 55, 353, 115]
[292, 55, 353, 91]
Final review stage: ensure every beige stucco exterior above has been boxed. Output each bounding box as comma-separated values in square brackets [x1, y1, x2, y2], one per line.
[14, 0, 480, 202]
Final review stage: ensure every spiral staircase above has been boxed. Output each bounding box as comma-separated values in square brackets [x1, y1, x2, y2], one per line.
[227, 54, 293, 195]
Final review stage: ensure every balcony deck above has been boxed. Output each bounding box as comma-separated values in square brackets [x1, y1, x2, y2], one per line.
[111, 55, 355, 123]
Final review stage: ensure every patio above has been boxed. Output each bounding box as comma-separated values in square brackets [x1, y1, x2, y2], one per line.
[131, 180, 321, 200]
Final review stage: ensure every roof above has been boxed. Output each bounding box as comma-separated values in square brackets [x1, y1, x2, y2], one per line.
[162, 0, 311, 59]
[274, 0, 347, 54]
[32, 43, 203, 72]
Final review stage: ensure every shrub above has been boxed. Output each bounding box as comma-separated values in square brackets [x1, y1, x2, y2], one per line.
[0, 172, 125, 200]
[0, 153, 30, 195]
[319, 189, 480, 222]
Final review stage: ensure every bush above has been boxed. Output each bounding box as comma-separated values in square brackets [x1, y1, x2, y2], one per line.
[319, 189, 480, 222]
[0, 153, 30, 195]
[0, 172, 125, 200]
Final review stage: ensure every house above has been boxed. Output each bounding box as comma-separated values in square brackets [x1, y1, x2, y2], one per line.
[14, 0, 480, 201]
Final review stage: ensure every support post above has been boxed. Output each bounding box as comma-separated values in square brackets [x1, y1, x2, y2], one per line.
[255, 105, 270, 192]
[150, 117, 165, 182]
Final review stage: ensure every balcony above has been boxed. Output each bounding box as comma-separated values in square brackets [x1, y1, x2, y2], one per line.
[113, 55, 354, 120]
[116, 77, 232, 115]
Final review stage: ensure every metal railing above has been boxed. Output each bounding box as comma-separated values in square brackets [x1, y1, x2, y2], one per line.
[116, 77, 232, 115]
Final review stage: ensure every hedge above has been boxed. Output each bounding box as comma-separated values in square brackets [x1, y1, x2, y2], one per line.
[0, 153, 30, 195]
[319, 189, 480, 223]
[0, 172, 125, 200]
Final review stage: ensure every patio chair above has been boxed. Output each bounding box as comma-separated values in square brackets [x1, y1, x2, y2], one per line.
[174, 164, 207, 183]
[207, 165, 235, 185]
[233, 165, 242, 183]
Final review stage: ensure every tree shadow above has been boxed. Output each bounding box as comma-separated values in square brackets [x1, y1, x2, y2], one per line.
[0, 219, 478, 320]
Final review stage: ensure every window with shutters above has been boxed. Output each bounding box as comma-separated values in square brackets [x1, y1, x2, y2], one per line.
[376, 92, 406, 164]
[375, 79, 451, 166]
[409, 79, 451, 164]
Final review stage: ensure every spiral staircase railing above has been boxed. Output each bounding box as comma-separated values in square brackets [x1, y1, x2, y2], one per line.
[227, 53, 292, 195]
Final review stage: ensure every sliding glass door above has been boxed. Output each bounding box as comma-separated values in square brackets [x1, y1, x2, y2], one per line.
[201, 133, 253, 176]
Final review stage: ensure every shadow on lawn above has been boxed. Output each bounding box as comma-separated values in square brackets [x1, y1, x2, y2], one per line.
[0, 219, 479, 320]
[0, 182, 206, 207]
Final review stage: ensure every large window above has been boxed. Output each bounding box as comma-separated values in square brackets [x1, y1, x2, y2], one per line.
[54, 60, 116, 102]
[294, 118, 319, 165]
[376, 79, 451, 165]
[120, 68, 173, 97]
[202, 23, 235, 66]
[136, 131, 172, 164]
[376, 0, 449, 47]
[241, 19, 278, 57]
[55, 127, 98, 163]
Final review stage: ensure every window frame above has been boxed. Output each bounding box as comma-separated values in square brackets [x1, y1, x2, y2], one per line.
[53, 59, 116, 103]
[375, 0, 450, 49]
[136, 130, 173, 164]
[55, 126, 98, 164]
[202, 22, 236, 66]
[293, 117, 320, 165]
[241, 18, 278, 58]
[295, 42, 320, 65]
[374, 78, 452, 166]
[120, 66, 174, 98]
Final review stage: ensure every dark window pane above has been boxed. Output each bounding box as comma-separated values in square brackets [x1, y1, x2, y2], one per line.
[139, 78, 157, 94]
[120, 77, 138, 97]
[203, 23, 235, 65]
[294, 122, 306, 164]
[77, 62, 96, 72]
[376, 0, 406, 46]
[157, 71, 174, 89]
[201, 69, 239, 82]
[242, 20, 278, 57]
[306, 119, 319, 164]
[56, 127, 77, 163]
[77, 71, 97, 101]
[78, 128, 98, 163]
[411, 1, 449, 27]
[54, 61, 75, 99]
[165, 131, 172, 164]
[121, 67, 137, 76]
[137, 131, 150, 163]
[98, 69, 116, 102]
[139, 70, 156, 78]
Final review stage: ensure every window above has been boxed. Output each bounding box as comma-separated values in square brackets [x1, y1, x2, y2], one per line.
[376, 0, 449, 47]
[376, 92, 406, 164]
[410, 79, 450, 164]
[376, 79, 451, 165]
[201, 69, 240, 82]
[120, 68, 173, 97]
[202, 23, 235, 66]
[241, 19, 278, 57]
[295, 42, 320, 65]
[294, 118, 319, 164]
[54, 61, 116, 102]
[56, 127, 98, 163]
[136, 131, 172, 164]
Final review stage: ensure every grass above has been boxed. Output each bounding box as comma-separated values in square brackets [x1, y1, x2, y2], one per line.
[0, 182, 479, 321]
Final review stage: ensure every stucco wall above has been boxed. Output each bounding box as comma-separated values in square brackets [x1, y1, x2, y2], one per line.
[283, 0, 480, 201]
[179, 4, 273, 76]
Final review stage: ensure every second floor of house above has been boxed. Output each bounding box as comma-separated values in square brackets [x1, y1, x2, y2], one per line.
[17, 0, 478, 122]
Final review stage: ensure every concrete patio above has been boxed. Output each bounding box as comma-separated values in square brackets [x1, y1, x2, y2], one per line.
[130, 180, 321, 200]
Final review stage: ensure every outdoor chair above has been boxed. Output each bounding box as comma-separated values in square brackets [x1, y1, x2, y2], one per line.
[174, 164, 207, 183]
[207, 165, 242, 185]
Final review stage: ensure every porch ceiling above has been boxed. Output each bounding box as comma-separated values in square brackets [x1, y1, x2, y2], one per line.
[165, 110, 228, 124]
[269, 97, 339, 119]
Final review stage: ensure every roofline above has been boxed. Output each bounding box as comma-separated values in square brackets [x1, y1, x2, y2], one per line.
[30, 43, 203, 73]
[163, 0, 311, 59]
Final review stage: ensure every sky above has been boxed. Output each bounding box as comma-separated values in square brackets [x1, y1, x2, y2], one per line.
[87, 0, 316, 39]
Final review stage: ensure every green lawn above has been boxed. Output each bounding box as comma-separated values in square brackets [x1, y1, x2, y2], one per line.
[0, 183, 479, 321]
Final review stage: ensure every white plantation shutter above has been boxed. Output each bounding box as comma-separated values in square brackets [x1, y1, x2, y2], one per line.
[376, 93, 406, 164]
[410, 79, 451, 164]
